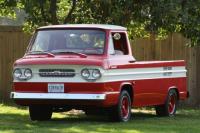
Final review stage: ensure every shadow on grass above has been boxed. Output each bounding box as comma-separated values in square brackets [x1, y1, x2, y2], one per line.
[0, 112, 154, 133]
[0, 109, 200, 133]
[51, 112, 158, 123]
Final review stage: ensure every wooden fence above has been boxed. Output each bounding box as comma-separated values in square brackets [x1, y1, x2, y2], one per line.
[0, 26, 30, 103]
[0, 26, 199, 106]
[131, 34, 189, 61]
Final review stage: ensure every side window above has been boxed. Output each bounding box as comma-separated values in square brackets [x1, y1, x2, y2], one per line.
[112, 32, 129, 55]
[108, 33, 115, 55]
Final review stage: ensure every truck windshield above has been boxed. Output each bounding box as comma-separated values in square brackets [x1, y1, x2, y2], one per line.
[29, 29, 106, 55]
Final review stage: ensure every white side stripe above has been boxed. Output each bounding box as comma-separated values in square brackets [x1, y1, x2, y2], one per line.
[104, 70, 187, 76]
[14, 65, 187, 83]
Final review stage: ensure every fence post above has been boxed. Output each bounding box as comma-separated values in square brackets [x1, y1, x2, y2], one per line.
[186, 46, 200, 106]
[196, 46, 200, 105]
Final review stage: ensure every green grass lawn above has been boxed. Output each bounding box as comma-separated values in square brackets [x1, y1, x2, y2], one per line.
[0, 104, 200, 133]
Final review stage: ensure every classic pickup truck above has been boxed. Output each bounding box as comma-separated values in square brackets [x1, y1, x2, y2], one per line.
[11, 24, 188, 122]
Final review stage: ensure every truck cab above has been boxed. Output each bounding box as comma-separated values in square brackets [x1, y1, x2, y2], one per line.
[11, 24, 188, 122]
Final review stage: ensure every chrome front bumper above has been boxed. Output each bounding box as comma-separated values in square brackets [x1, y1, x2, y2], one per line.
[10, 92, 106, 100]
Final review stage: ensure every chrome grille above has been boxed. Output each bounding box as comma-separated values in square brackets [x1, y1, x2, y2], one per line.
[39, 69, 75, 77]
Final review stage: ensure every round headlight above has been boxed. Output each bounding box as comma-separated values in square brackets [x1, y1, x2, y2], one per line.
[81, 69, 90, 79]
[13, 68, 22, 78]
[92, 69, 101, 79]
[24, 69, 32, 79]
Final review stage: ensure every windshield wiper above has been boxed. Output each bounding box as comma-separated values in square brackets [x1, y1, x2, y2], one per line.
[26, 51, 55, 57]
[53, 51, 87, 58]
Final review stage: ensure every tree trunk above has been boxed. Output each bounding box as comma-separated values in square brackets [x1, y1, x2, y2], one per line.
[64, 0, 76, 24]
[49, 0, 58, 24]
[39, 1, 48, 24]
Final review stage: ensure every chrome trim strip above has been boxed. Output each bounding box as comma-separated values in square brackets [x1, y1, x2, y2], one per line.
[10, 92, 106, 100]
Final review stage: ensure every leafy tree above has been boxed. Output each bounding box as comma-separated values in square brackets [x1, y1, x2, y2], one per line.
[142, 0, 200, 46]
[1, 0, 76, 32]
[1, 0, 200, 46]
[0, 0, 16, 19]
[179, 0, 200, 47]
[72, 0, 200, 46]
[70, 0, 151, 39]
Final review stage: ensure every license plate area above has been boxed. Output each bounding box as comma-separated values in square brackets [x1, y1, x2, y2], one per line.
[48, 84, 64, 93]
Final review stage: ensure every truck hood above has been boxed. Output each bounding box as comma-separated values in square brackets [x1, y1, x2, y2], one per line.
[14, 55, 109, 68]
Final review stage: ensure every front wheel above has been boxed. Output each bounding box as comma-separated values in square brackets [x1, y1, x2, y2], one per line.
[155, 89, 178, 116]
[109, 90, 131, 122]
[29, 105, 52, 121]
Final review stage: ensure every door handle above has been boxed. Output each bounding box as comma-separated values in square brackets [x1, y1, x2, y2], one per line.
[129, 60, 135, 63]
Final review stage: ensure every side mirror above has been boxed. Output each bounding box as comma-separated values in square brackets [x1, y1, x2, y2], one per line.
[113, 33, 121, 40]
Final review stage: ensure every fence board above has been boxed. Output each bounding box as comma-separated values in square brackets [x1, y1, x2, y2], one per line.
[0, 32, 4, 102]
[162, 34, 173, 60]
[155, 39, 161, 60]
[0, 27, 30, 101]
[132, 38, 146, 61]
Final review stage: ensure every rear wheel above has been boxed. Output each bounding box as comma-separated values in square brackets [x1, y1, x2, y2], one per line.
[109, 90, 131, 122]
[29, 105, 52, 121]
[155, 89, 178, 116]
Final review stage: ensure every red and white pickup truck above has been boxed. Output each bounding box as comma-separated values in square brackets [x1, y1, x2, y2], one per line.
[11, 24, 188, 122]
